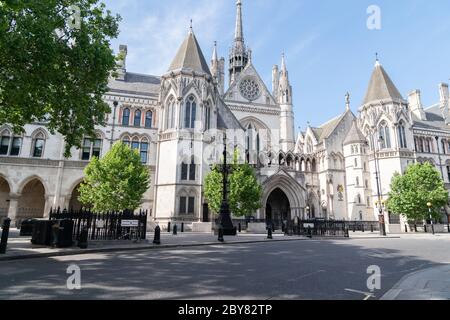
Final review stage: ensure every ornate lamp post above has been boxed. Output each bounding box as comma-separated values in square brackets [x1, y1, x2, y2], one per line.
[372, 133, 387, 236]
[306, 206, 310, 219]
[427, 202, 435, 235]
[217, 133, 237, 241]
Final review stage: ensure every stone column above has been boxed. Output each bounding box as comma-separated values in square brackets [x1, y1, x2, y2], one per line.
[7, 193, 20, 226]
[43, 195, 55, 219]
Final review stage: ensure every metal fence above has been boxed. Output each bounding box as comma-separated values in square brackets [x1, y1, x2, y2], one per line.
[49, 208, 148, 241]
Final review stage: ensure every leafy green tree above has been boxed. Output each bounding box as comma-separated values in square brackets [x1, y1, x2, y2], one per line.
[0, 0, 121, 157]
[204, 150, 262, 218]
[386, 162, 448, 222]
[78, 142, 150, 212]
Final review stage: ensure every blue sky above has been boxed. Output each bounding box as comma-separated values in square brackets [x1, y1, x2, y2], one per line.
[104, 0, 450, 132]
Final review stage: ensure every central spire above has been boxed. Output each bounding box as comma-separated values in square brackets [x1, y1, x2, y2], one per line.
[229, 0, 249, 86]
[235, 0, 244, 43]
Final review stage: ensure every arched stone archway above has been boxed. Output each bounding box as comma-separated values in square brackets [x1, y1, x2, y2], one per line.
[0, 176, 10, 223]
[17, 179, 46, 219]
[266, 188, 290, 228]
[261, 170, 307, 220]
[69, 183, 83, 211]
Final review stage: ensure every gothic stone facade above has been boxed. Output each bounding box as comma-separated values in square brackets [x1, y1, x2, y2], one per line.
[1, 1, 449, 232]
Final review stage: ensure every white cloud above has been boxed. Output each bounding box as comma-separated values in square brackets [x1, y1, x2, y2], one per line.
[110, 0, 228, 75]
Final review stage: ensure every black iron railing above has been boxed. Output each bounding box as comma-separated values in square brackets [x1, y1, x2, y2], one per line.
[49, 208, 148, 241]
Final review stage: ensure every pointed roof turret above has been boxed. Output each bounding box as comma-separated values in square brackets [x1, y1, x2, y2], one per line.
[212, 41, 218, 62]
[235, 0, 244, 44]
[363, 58, 403, 105]
[343, 120, 367, 145]
[168, 27, 211, 76]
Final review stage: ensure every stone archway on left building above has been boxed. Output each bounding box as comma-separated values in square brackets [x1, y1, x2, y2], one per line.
[0, 176, 10, 224]
[17, 178, 46, 221]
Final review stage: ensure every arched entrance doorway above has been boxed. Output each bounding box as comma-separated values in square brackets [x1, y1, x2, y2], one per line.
[69, 183, 83, 211]
[266, 188, 290, 229]
[18, 179, 46, 220]
[0, 177, 10, 223]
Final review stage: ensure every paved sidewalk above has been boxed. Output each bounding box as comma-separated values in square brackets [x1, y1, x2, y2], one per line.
[0, 229, 310, 261]
[381, 265, 450, 300]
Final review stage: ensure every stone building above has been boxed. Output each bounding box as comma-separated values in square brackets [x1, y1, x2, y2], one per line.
[1, 0, 449, 232]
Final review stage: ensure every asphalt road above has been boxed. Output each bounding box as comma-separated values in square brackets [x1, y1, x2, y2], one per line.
[1, 237, 450, 300]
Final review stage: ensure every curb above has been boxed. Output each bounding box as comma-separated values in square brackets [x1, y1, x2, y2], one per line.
[0, 237, 310, 262]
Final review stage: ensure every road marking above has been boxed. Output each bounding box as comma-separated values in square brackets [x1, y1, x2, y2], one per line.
[345, 288, 376, 300]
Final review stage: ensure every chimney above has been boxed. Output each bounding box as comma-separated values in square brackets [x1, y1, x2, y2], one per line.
[272, 65, 279, 99]
[408, 90, 426, 120]
[439, 83, 450, 124]
[117, 45, 127, 81]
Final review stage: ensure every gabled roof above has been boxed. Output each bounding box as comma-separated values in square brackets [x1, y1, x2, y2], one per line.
[412, 104, 450, 132]
[168, 30, 211, 76]
[363, 62, 403, 105]
[343, 120, 366, 145]
[311, 110, 351, 143]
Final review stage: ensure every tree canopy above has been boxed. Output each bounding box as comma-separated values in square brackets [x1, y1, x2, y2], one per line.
[204, 150, 262, 218]
[78, 142, 150, 212]
[0, 0, 121, 157]
[386, 162, 448, 222]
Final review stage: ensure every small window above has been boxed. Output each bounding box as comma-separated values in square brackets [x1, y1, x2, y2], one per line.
[81, 137, 102, 160]
[179, 197, 187, 215]
[188, 197, 195, 214]
[184, 96, 197, 129]
[134, 110, 142, 127]
[9, 137, 21, 156]
[122, 108, 130, 126]
[145, 111, 153, 129]
[32, 135, 45, 158]
[140, 141, 149, 164]
[131, 138, 140, 151]
[204, 104, 211, 130]
[0, 135, 10, 155]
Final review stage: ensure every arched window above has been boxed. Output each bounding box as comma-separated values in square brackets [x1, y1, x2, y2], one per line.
[398, 121, 407, 149]
[140, 139, 149, 164]
[122, 108, 130, 126]
[165, 98, 176, 130]
[134, 110, 142, 127]
[122, 136, 131, 147]
[204, 103, 211, 130]
[184, 96, 197, 129]
[179, 195, 195, 215]
[145, 111, 153, 129]
[379, 122, 391, 149]
[131, 137, 140, 151]
[32, 132, 46, 158]
[354, 158, 358, 167]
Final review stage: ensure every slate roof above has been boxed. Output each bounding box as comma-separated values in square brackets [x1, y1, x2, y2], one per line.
[108, 72, 161, 97]
[363, 62, 404, 105]
[168, 30, 212, 76]
[343, 120, 366, 145]
[412, 104, 450, 132]
[311, 111, 350, 143]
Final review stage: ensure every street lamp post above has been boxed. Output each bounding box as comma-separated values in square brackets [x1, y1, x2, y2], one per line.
[306, 206, 310, 220]
[110, 100, 119, 147]
[427, 202, 435, 235]
[217, 133, 236, 241]
[372, 133, 387, 236]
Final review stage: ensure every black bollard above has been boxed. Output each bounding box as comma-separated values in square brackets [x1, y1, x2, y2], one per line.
[370, 224, 374, 233]
[218, 226, 224, 242]
[167, 222, 171, 233]
[353, 224, 356, 233]
[0, 218, 11, 254]
[78, 227, 88, 249]
[173, 224, 178, 236]
[267, 227, 273, 239]
[424, 224, 427, 233]
[362, 224, 365, 233]
[345, 228, 350, 238]
[307, 226, 312, 238]
[238, 223, 241, 233]
[153, 225, 161, 245]
[181, 222, 184, 233]
[405, 224, 408, 233]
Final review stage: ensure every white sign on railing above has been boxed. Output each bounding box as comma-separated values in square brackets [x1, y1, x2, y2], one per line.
[121, 220, 139, 227]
